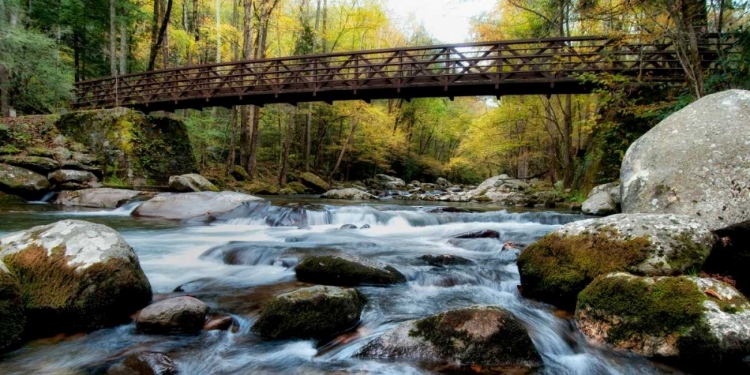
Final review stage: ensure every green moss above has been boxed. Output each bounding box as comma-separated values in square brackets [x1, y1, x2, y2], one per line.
[577, 275, 705, 343]
[286, 181, 308, 194]
[0, 269, 25, 352]
[2, 244, 152, 337]
[296, 255, 406, 286]
[517, 230, 651, 309]
[0, 192, 27, 205]
[0, 145, 21, 155]
[298, 172, 330, 192]
[666, 232, 711, 272]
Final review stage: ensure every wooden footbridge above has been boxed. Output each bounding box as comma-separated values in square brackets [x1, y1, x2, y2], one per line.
[73, 35, 728, 111]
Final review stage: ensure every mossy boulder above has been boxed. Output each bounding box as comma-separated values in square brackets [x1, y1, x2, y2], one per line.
[246, 181, 280, 195]
[358, 306, 542, 371]
[136, 296, 209, 334]
[251, 285, 366, 340]
[286, 181, 308, 194]
[0, 163, 50, 199]
[0, 155, 60, 174]
[321, 188, 378, 200]
[0, 220, 152, 336]
[0, 191, 26, 205]
[54, 188, 143, 208]
[55, 108, 196, 187]
[230, 165, 250, 182]
[517, 214, 714, 309]
[0, 260, 25, 353]
[576, 273, 750, 362]
[298, 172, 330, 194]
[48, 169, 99, 189]
[168, 173, 219, 192]
[133, 191, 264, 220]
[295, 255, 406, 286]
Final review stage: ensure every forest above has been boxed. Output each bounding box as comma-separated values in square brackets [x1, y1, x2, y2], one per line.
[1, 0, 749, 193]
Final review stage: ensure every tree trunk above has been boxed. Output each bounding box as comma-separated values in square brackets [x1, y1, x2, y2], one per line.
[148, 0, 173, 71]
[0, 64, 9, 117]
[304, 0, 322, 172]
[321, 0, 327, 53]
[109, 0, 117, 76]
[239, 0, 254, 172]
[119, 20, 127, 74]
[215, 0, 221, 63]
[279, 105, 296, 187]
[329, 115, 359, 182]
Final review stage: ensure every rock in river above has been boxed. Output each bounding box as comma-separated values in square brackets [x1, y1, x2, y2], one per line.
[168, 173, 219, 192]
[298, 172, 330, 194]
[0, 163, 50, 198]
[0, 259, 25, 353]
[0, 220, 152, 335]
[517, 213, 715, 309]
[295, 254, 406, 286]
[55, 188, 143, 208]
[321, 188, 379, 200]
[109, 352, 178, 375]
[576, 273, 750, 363]
[136, 296, 209, 334]
[133, 191, 263, 220]
[418, 254, 473, 267]
[581, 182, 620, 216]
[252, 285, 366, 340]
[358, 306, 542, 371]
[621, 90, 750, 231]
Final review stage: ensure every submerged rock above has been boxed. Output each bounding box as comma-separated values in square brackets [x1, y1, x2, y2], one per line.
[203, 314, 235, 331]
[133, 191, 263, 220]
[252, 285, 366, 340]
[112, 352, 178, 375]
[577, 273, 750, 362]
[0, 163, 50, 198]
[0, 220, 152, 335]
[0, 260, 25, 353]
[581, 182, 620, 216]
[136, 296, 209, 334]
[168, 174, 219, 193]
[340, 224, 358, 230]
[621, 90, 750, 231]
[453, 229, 500, 239]
[298, 172, 330, 194]
[418, 254, 473, 267]
[517, 214, 714, 309]
[295, 254, 406, 286]
[54, 188, 142, 208]
[358, 306, 542, 371]
[321, 188, 378, 200]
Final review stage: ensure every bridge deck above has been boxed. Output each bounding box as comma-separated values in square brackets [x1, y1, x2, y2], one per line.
[73, 36, 727, 111]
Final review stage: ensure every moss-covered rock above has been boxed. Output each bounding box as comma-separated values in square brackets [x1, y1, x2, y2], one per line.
[0, 163, 50, 199]
[133, 191, 264, 220]
[0, 191, 27, 205]
[0, 155, 60, 174]
[358, 306, 543, 371]
[286, 181, 308, 194]
[298, 172, 330, 194]
[230, 165, 250, 182]
[517, 214, 714, 309]
[0, 260, 25, 353]
[0, 220, 152, 336]
[251, 285, 366, 340]
[320, 188, 378, 200]
[296, 255, 406, 286]
[55, 108, 196, 187]
[168, 173, 219, 192]
[136, 296, 209, 334]
[246, 181, 280, 195]
[576, 273, 750, 363]
[54, 188, 142, 208]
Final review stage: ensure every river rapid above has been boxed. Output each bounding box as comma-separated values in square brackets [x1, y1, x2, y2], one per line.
[0, 198, 683, 375]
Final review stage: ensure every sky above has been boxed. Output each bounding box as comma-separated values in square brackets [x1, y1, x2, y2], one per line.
[383, 0, 497, 43]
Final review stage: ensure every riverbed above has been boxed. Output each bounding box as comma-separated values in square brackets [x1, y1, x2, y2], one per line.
[0, 198, 681, 374]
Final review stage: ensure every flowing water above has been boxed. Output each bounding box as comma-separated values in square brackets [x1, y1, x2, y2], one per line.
[0, 198, 682, 375]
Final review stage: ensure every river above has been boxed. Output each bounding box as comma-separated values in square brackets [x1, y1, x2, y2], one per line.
[0, 198, 682, 374]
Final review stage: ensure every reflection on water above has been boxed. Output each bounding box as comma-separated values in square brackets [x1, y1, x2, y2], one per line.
[0, 199, 678, 374]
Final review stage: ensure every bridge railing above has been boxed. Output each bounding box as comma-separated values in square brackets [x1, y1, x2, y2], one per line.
[73, 35, 729, 110]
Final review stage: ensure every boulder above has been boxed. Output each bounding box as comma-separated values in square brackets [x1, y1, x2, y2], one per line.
[112, 352, 178, 375]
[621, 90, 750, 231]
[54, 188, 142, 208]
[453, 229, 500, 239]
[436, 177, 451, 188]
[0, 163, 50, 198]
[358, 306, 542, 371]
[0, 260, 25, 353]
[203, 314, 235, 331]
[295, 255, 406, 286]
[463, 175, 531, 205]
[230, 165, 250, 182]
[168, 174, 219, 193]
[517, 214, 715, 309]
[374, 174, 406, 189]
[298, 172, 330, 194]
[136, 296, 209, 334]
[0, 220, 152, 335]
[321, 188, 379, 200]
[251, 285, 366, 339]
[72, 152, 99, 166]
[340, 224, 358, 229]
[577, 273, 750, 362]
[0, 155, 60, 173]
[48, 169, 99, 188]
[581, 182, 620, 216]
[418, 254, 473, 267]
[0, 191, 26, 205]
[133, 191, 263, 220]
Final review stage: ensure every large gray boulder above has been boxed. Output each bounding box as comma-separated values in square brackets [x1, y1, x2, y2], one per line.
[374, 174, 406, 189]
[464, 175, 530, 205]
[0, 220, 152, 336]
[54, 188, 143, 208]
[621, 90, 750, 231]
[0, 163, 50, 198]
[295, 254, 406, 286]
[358, 306, 542, 371]
[136, 296, 209, 334]
[0, 260, 25, 353]
[252, 285, 366, 339]
[517, 214, 715, 308]
[577, 273, 750, 362]
[48, 169, 99, 189]
[582, 182, 620, 216]
[168, 173, 219, 192]
[321, 188, 379, 200]
[133, 191, 263, 220]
